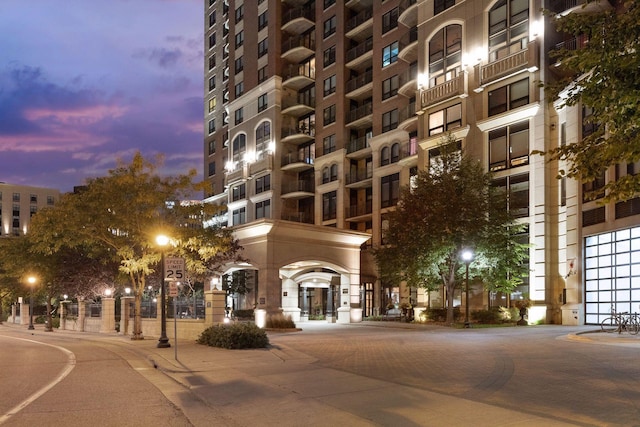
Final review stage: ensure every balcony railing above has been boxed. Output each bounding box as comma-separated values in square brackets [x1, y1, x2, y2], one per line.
[282, 7, 315, 27]
[420, 73, 466, 110]
[345, 103, 373, 124]
[346, 200, 373, 218]
[346, 136, 370, 154]
[282, 96, 316, 111]
[345, 70, 373, 94]
[346, 8, 373, 33]
[281, 153, 314, 168]
[346, 37, 373, 63]
[345, 168, 373, 185]
[477, 40, 538, 87]
[282, 180, 315, 195]
[281, 124, 315, 139]
[283, 62, 316, 80]
[282, 33, 315, 54]
[281, 210, 313, 224]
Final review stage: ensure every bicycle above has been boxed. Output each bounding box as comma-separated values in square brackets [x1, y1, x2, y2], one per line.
[600, 306, 640, 334]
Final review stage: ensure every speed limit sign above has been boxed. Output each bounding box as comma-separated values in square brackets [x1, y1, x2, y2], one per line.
[164, 257, 185, 282]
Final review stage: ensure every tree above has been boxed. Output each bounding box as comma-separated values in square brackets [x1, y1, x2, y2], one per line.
[542, 1, 640, 203]
[374, 137, 529, 324]
[26, 152, 244, 339]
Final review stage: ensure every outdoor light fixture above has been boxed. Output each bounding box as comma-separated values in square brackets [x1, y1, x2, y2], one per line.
[27, 276, 37, 330]
[461, 250, 474, 328]
[156, 234, 171, 348]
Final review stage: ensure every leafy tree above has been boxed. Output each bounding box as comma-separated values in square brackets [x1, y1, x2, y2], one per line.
[542, 1, 640, 203]
[374, 137, 529, 324]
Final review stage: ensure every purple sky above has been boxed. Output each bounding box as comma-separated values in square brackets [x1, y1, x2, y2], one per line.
[0, 0, 204, 193]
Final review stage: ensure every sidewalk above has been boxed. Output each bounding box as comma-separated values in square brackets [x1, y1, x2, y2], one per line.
[3, 320, 639, 426]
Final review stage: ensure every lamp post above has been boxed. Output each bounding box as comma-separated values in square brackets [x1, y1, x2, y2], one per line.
[461, 250, 474, 328]
[27, 276, 37, 330]
[156, 234, 171, 348]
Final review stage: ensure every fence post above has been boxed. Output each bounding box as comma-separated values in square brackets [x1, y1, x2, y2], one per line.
[204, 290, 226, 325]
[78, 298, 86, 332]
[120, 296, 134, 335]
[101, 297, 115, 333]
[60, 302, 67, 330]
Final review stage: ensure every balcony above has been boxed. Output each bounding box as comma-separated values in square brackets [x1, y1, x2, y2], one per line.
[282, 7, 315, 35]
[555, 0, 613, 15]
[346, 136, 371, 159]
[346, 0, 374, 9]
[282, 62, 315, 91]
[345, 200, 373, 221]
[281, 153, 314, 172]
[282, 34, 316, 63]
[345, 70, 373, 100]
[550, 35, 589, 76]
[401, 139, 418, 159]
[398, 101, 417, 131]
[398, 27, 418, 63]
[398, 0, 418, 27]
[345, 103, 373, 129]
[476, 40, 539, 88]
[224, 163, 247, 187]
[419, 73, 467, 110]
[281, 124, 315, 145]
[346, 8, 373, 42]
[281, 95, 315, 117]
[345, 169, 373, 188]
[281, 180, 315, 199]
[281, 210, 313, 224]
[249, 153, 273, 177]
[346, 37, 373, 70]
[398, 64, 418, 97]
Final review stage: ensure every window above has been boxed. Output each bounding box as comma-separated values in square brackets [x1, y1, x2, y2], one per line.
[47, 195, 54, 205]
[232, 134, 246, 162]
[208, 55, 216, 70]
[232, 207, 246, 225]
[256, 174, 271, 193]
[234, 107, 243, 125]
[258, 94, 268, 112]
[489, 0, 529, 61]
[208, 76, 216, 91]
[209, 140, 216, 155]
[489, 121, 529, 171]
[208, 161, 216, 176]
[209, 33, 216, 49]
[323, 75, 336, 96]
[323, 134, 336, 154]
[583, 171, 606, 202]
[323, 105, 336, 125]
[488, 78, 529, 116]
[235, 81, 244, 97]
[435, 0, 455, 15]
[322, 164, 338, 184]
[30, 194, 37, 203]
[235, 56, 243, 73]
[235, 5, 244, 23]
[223, 132, 229, 147]
[208, 97, 217, 113]
[256, 121, 271, 154]
[256, 200, 271, 219]
[382, 109, 398, 133]
[382, 8, 399, 34]
[258, 66, 268, 83]
[380, 143, 400, 166]
[258, 38, 268, 57]
[492, 173, 529, 218]
[209, 11, 216, 27]
[232, 184, 246, 201]
[381, 173, 400, 208]
[323, 191, 337, 220]
[235, 31, 244, 48]
[258, 11, 268, 31]
[324, 46, 336, 66]
[429, 24, 462, 87]
[428, 103, 462, 136]
[324, 16, 337, 38]
[382, 42, 399, 67]
[382, 75, 399, 100]
[208, 119, 216, 134]
[582, 105, 599, 138]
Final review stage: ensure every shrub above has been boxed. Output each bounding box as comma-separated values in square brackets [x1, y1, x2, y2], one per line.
[425, 307, 460, 322]
[197, 322, 269, 349]
[233, 309, 254, 320]
[265, 313, 296, 329]
[471, 308, 502, 324]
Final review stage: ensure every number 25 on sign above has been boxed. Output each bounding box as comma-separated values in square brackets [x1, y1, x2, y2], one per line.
[164, 257, 185, 281]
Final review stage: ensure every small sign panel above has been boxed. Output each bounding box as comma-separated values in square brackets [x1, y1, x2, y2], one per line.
[164, 257, 185, 282]
[169, 282, 179, 297]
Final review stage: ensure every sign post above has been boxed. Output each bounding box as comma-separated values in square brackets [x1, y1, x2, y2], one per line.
[164, 257, 184, 361]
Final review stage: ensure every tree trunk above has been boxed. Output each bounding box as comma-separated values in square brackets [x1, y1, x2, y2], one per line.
[45, 295, 53, 332]
[132, 288, 143, 340]
[446, 284, 456, 324]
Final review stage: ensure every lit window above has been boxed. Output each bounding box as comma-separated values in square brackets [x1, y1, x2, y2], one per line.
[382, 42, 399, 67]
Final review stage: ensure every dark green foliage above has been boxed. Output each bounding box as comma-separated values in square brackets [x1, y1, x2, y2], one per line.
[265, 313, 296, 329]
[426, 307, 461, 322]
[197, 322, 269, 349]
[233, 309, 254, 320]
[471, 309, 503, 324]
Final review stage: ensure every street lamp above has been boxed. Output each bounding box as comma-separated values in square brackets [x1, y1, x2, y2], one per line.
[27, 276, 37, 330]
[461, 249, 474, 328]
[156, 234, 171, 348]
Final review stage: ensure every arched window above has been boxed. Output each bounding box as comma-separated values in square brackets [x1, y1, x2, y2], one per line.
[255, 121, 271, 156]
[381, 146, 391, 166]
[322, 166, 330, 184]
[330, 164, 338, 181]
[428, 24, 462, 87]
[391, 143, 400, 163]
[232, 134, 246, 163]
[489, 0, 529, 61]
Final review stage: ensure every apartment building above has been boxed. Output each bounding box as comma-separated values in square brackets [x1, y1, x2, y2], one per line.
[0, 183, 60, 237]
[203, 0, 639, 325]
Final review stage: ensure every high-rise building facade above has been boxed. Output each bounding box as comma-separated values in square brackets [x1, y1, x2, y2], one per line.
[0, 183, 60, 237]
[203, 0, 639, 325]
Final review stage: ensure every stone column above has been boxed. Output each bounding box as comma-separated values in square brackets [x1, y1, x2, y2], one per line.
[20, 297, 29, 326]
[101, 297, 115, 333]
[204, 289, 226, 325]
[11, 303, 17, 324]
[119, 296, 133, 335]
[77, 299, 86, 332]
[60, 302, 67, 330]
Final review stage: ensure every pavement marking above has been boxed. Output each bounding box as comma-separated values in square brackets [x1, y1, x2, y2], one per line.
[0, 335, 76, 425]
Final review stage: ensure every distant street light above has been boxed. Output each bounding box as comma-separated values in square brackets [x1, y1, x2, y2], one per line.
[156, 234, 171, 348]
[461, 250, 474, 328]
[27, 276, 37, 330]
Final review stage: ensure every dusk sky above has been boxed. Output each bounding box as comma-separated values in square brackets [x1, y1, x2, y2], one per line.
[0, 0, 204, 193]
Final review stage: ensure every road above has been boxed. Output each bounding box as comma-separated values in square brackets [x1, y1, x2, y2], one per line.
[0, 330, 191, 426]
